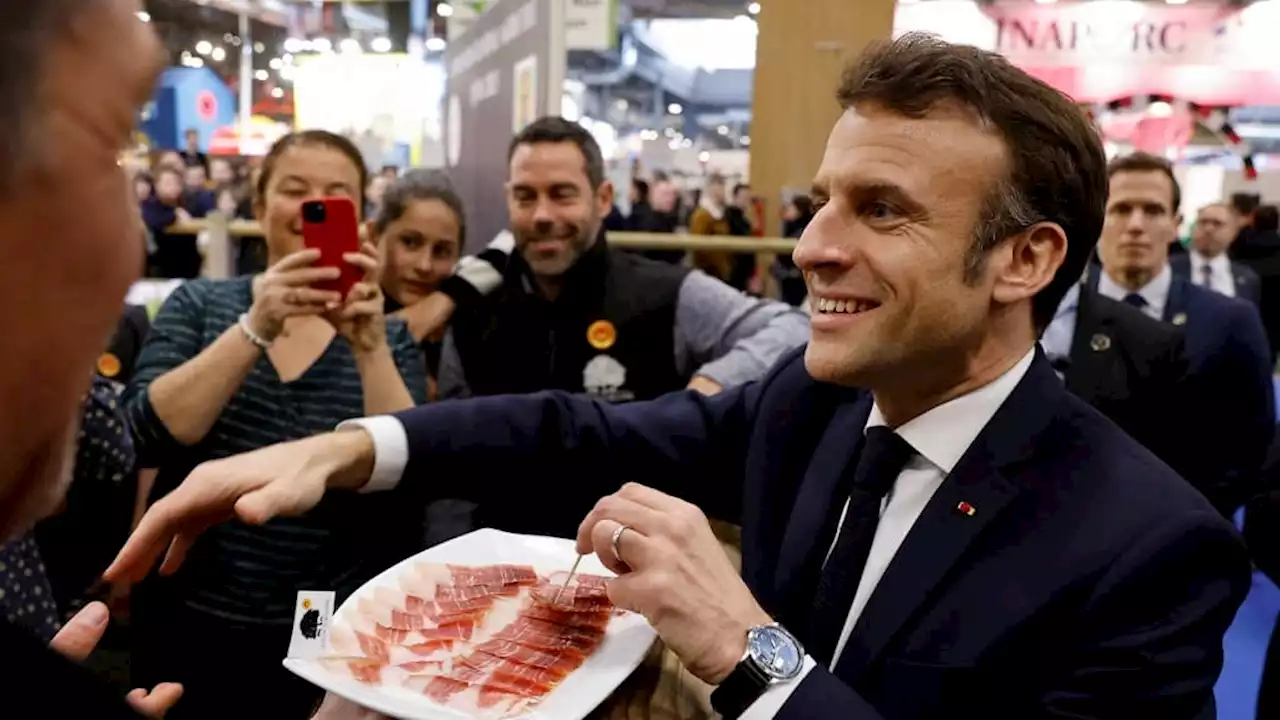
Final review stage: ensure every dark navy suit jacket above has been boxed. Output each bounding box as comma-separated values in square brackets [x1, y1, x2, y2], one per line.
[1087, 266, 1275, 514]
[391, 347, 1249, 718]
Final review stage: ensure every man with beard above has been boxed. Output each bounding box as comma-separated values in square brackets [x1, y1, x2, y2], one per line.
[0, 0, 181, 716]
[436, 116, 808, 537]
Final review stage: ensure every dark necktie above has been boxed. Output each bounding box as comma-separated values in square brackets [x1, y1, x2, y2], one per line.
[1201, 263, 1214, 291]
[807, 426, 916, 666]
[1123, 293, 1147, 309]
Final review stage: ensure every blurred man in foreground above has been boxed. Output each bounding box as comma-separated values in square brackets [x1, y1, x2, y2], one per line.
[0, 0, 180, 716]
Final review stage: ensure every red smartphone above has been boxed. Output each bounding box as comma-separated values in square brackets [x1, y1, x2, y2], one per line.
[301, 196, 363, 298]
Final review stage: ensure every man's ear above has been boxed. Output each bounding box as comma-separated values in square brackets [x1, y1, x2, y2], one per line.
[991, 222, 1067, 307]
[597, 180, 615, 217]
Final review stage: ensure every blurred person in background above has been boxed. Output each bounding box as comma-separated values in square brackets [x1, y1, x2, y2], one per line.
[365, 173, 390, 219]
[1172, 202, 1260, 305]
[625, 177, 654, 229]
[634, 177, 684, 264]
[154, 150, 184, 173]
[179, 128, 208, 174]
[772, 195, 816, 306]
[689, 174, 734, 282]
[0, 0, 182, 715]
[140, 166, 207, 279]
[125, 130, 429, 719]
[1231, 204, 1280, 361]
[208, 157, 235, 188]
[724, 183, 758, 291]
[1230, 191, 1262, 253]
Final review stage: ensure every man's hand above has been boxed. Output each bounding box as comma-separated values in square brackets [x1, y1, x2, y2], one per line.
[576, 484, 771, 684]
[104, 430, 374, 583]
[686, 376, 724, 396]
[50, 602, 184, 717]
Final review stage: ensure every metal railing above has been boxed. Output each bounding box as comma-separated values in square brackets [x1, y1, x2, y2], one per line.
[168, 216, 798, 281]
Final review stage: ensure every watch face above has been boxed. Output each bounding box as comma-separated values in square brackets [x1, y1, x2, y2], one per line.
[747, 625, 804, 680]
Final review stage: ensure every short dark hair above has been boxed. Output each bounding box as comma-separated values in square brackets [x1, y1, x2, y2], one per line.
[837, 33, 1107, 330]
[631, 178, 650, 202]
[733, 183, 751, 196]
[1256, 205, 1279, 233]
[508, 117, 605, 189]
[256, 130, 370, 215]
[0, 2, 77, 195]
[1231, 192, 1262, 217]
[1107, 152, 1182, 214]
[373, 168, 467, 247]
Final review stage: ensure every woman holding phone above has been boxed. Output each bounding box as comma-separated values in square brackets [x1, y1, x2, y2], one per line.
[124, 130, 428, 720]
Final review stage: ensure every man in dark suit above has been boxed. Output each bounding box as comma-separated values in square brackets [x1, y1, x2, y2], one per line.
[0, 0, 182, 717]
[1171, 201, 1261, 305]
[115, 36, 1248, 719]
[1091, 153, 1274, 516]
[1041, 282, 1196, 482]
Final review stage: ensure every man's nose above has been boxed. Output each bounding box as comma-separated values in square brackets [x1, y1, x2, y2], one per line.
[792, 214, 848, 271]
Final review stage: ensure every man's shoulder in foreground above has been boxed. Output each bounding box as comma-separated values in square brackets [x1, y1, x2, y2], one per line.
[0, 618, 142, 718]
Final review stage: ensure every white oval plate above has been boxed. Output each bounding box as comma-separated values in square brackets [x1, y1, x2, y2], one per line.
[283, 528, 657, 720]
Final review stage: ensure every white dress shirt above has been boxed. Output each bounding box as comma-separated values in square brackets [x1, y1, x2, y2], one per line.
[1096, 264, 1172, 321]
[339, 348, 1036, 718]
[1189, 251, 1236, 298]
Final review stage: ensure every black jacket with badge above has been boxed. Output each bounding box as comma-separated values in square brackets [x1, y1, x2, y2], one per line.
[449, 232, 691, 403]
[449, 233, 691, 536]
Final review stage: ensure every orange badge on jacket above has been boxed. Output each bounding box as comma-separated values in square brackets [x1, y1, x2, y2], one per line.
[97, 352, 121, 378]
[587, 320, 617, 350]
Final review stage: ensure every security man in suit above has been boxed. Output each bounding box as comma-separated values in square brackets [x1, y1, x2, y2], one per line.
[1041, 282, 1193, 481]
[114, 35, 1247, 720]
[1172, 201, 1262, 305]
[1089, 152, 1274, 516]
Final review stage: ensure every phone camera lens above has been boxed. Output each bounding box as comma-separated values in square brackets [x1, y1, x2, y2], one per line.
[302, 202, 327, 223]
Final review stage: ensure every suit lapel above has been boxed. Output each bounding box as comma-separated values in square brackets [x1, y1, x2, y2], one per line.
[1163, 275, 1189, 324]
[1064, 289, 1115, 399]
[773, 397, 873, 634]
[834, 353, 1063, 679]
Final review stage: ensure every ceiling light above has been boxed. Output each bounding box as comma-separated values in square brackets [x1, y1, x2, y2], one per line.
[255, 69, 269, 81]
[438, 2, 455, 17]
[740, 136, 750, 146]
[699, 151, 711, 162]
[271, 87, 285, 99]
[339, 38, 362, 54]
[668, 102, 683, 115]
[312, 37, 333, 53]
[210, 46, 226, 62]
[254, 42, 266, 54]
[269, 57, 283, 70]
[717, 125, 729, 135]
[746, 2, 760, 14]
[135, 11, 150, 22]
[195, 41, 213, 56]
[283, 37, 306, 53]
[371, 37, 393, 53]
[425, 36, 447, 52]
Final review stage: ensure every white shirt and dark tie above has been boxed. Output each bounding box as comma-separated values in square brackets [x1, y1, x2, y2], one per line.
[1188, 251, 1236, 298]
[343, 348, 1036, 717]
[1096, 264, 1172, 321]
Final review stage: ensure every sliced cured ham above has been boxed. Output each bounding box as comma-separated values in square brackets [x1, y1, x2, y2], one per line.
[324, 563, 625, 718]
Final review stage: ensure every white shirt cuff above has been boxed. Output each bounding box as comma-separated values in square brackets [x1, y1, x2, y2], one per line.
[739, 655, 816, 720]
[336, 416, 408, 493]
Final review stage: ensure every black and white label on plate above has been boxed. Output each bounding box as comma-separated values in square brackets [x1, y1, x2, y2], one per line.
[288, 590, 335, 660]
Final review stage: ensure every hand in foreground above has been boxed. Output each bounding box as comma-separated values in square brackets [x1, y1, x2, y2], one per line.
[686, 376, 724, 396]
[331, 242, 388, 354]
[50, 602, 184, 717]
[104, 431, 375, 583]
[311, 693, 392, 720]
[577, 483, 771, 684]
[248, 248, 344, 343]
